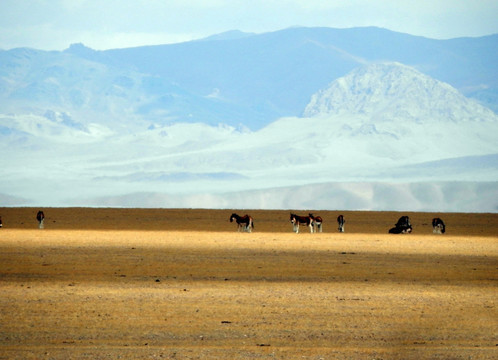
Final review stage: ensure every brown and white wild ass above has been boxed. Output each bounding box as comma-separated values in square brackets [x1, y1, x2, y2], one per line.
[309, 213, 323, 233]
[432, 217, 445, 234]
[290, 213, 314, 233]
[230, 213, 254, 233]
[388, 215, 412, 234]
[36, 210, 45, 229]
[337, 215, 345, 233]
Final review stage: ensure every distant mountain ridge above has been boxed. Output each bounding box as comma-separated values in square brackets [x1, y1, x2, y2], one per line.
[1, 27, 497, 210]
[1, 26, 497, 132]
[198, 30, 256, 42]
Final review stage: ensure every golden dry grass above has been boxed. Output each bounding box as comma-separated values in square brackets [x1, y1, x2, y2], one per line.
[0, 208, 497, 359]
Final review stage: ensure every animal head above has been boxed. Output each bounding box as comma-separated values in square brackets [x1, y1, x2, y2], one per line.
[230, 213, 237, 222]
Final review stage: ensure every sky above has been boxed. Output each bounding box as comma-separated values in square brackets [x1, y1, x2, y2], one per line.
[1, 0, 497, 51]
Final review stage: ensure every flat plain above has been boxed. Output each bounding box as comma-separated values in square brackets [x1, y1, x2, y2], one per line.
[0, 208, 497, 359]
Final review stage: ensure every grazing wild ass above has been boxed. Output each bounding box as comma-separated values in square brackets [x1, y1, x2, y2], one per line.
[290, 213, 314, 233]
[337, 215, 345, 233]
[432, 217, 446, 234]
[36, 210, 45, 229]
[230, 213, 254, 232]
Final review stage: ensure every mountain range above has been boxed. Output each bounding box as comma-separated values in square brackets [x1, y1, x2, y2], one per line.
[0, 27, 497, 211]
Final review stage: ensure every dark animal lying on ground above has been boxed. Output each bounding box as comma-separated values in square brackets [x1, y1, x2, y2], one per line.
[388, 216, 412, 234]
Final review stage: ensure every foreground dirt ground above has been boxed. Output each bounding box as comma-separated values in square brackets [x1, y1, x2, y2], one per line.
[0, 208, 497, 359]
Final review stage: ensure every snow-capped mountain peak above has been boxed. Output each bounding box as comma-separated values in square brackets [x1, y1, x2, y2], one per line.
[303, 62, 497, 123]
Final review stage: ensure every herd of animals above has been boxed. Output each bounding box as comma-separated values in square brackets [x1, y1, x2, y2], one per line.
[0, 210, 445, 235]
[230, 213, 446, 234]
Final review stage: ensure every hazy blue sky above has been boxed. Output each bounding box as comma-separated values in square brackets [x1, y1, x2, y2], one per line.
[1, 0, 497, 50]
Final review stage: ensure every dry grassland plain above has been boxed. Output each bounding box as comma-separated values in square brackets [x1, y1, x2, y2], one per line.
[0, 208, 497, 359]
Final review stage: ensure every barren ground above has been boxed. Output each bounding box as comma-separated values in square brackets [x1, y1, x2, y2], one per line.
[0, 208, 497, 359]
